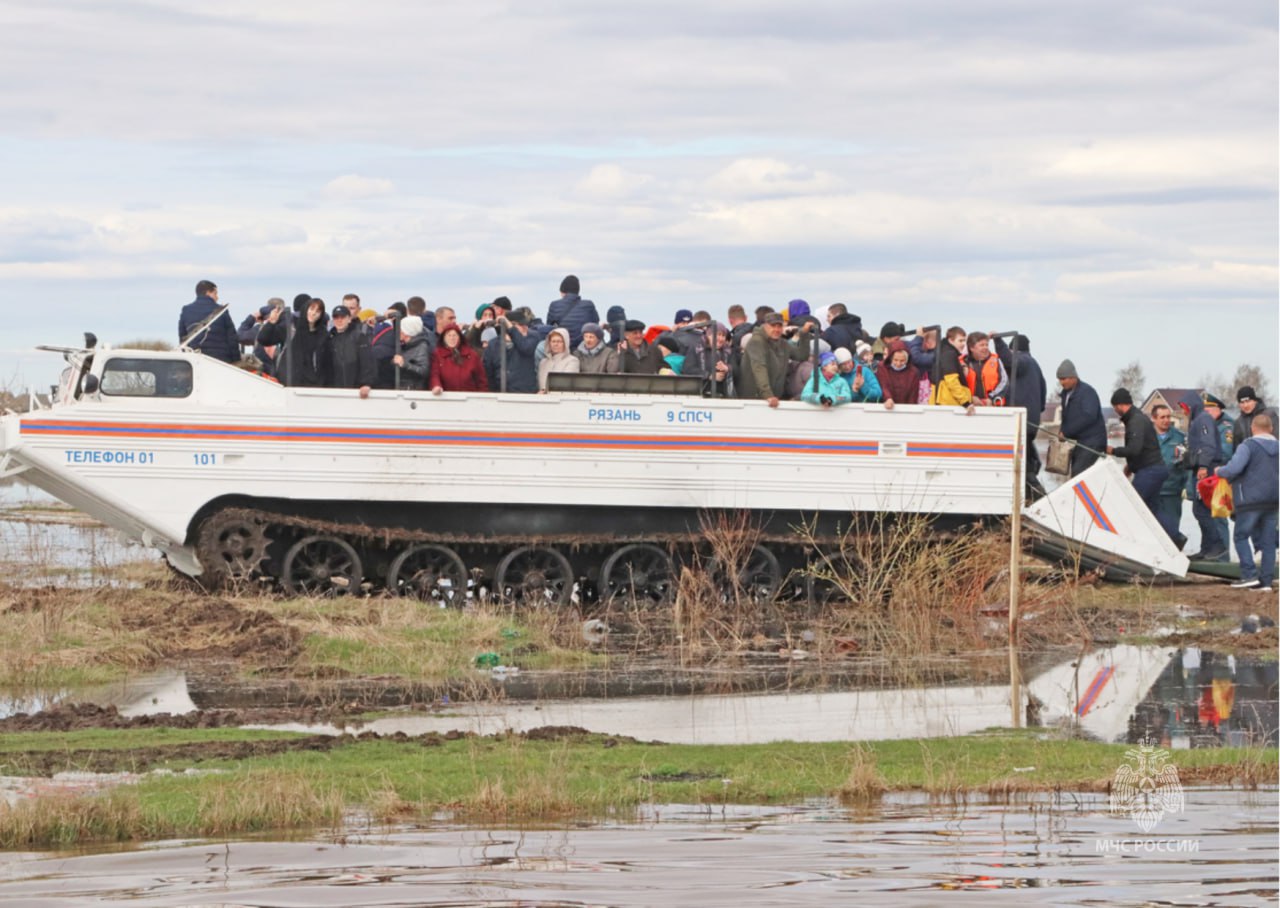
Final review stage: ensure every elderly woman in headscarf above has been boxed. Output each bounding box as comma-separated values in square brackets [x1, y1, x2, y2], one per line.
[429, 323, 488, 394]
[875, 338, 922, 410]
[537, 327, 580, 392]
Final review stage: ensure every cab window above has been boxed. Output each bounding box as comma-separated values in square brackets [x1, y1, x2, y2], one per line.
[100, 358, 193, 398]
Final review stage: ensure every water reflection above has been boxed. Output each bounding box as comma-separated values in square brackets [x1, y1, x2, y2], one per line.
[0, 791, 1273, 906]
[1128, 649, 1279, 748]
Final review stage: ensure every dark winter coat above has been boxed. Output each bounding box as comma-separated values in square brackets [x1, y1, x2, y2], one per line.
[1217, 434, 1279, 513]
[993, 336, 1047, 422]
[604, 306, 628, 349]
[396, 335, 432, 390]
[618, 340, 666, 375]
[324, 325, 376, 389]
[1112, 407, 1165, 473]
[1186, 399, 1224, 470]
[671, 326, 716, 378]
[545, 294, 600, 351]
[1233, 402, 1279, 445]
[259, 315, 328, 387]
[740, 326, 812, 400]
[371, 321, 399, 389]
[483, 327, 540, 393]
[429, 341, 487, 392]
[1059, 380, 1107, 450]
[178, 296, 238, 363]
[821, 312, 865, 355]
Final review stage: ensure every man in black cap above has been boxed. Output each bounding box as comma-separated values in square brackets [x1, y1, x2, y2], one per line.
[618, 320, 665, 374]
[325, 304, 375, 397]
[1107, 389, 1176, 539]
[1233, 386, 1278, 444]
[545, 275, 599, 351]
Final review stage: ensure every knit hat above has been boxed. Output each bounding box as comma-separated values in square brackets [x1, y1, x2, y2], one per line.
[854, 340, 872, 361]
[834, 347, 854, 365]
[582, 322, 604, 339]
[400, 316, 424, 338]
[1110, 388, 1133, 406]
[560, 275, 580, 294]
[819, 352, 837, 367]
[476, 302, 494, 320]
[785, 299, 810, 321]
[480, 326, 497, 344]
[1056, 359, 1078, 380]
[358, 308, 377, 322]
[1202, 392, 1226, 409]
[1237, 385, 1257, 402]
[491, 296, 511, 312]
[879, 321, 906, 339]
[674, 308, 693, 324]
[624, 319, 646, 332]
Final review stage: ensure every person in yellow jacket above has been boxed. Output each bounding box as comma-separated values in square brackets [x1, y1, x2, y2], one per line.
[928, 326, 976, 413]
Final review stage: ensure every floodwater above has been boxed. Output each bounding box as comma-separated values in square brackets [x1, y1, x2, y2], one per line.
[0, 480, 149, 583]
[0, 791, 1275, 907]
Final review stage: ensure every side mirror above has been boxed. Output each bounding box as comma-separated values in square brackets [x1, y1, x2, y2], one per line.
[82, 374, 99, 394]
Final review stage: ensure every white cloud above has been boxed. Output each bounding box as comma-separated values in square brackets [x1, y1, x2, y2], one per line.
[574, 164, 653, 200]
[704, 158, 841, 199]
[321, 175, 395, 200]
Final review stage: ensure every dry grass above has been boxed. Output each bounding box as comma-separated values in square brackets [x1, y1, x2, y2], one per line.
[835, 744, 887, 804]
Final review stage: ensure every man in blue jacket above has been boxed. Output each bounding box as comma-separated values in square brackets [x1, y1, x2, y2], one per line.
[545, 275, 599, 352]
[483, 310, 540, 393]
[1055, 359, 1106, 477]
[178, 280, 238, 363]
[1216, 413, 1279, 590]
[1186, 394, 1229, 561]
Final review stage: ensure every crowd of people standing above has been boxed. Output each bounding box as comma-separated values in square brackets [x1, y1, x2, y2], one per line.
[179, 275, 1277, 590]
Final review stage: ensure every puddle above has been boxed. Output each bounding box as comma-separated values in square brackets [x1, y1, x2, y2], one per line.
[0, 790, 1274, 906]
[1129, 648, 1278, 747]
[0, 672, 195, 722]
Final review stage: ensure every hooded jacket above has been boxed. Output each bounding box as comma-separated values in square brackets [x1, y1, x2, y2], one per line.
[740, 325, 812, 400]
[820, 312, 864, 354]
[537, 328, 580, 390]
[396, 333, 432, 390]
[928, 341, 972, 407]
[545, 294, 600, 350]
[876, 340, 921, 405]
[1059, 379, 1107, 449]
[1217, 434, 1279, 513]
[429, 332, 487, 392]
[259, 312, 328, 387]
[800, 368, 853, 406]
[993, 336, 1047, 422]
[1186, 399, 1224, 470]
[1112, 406, 1165, 473]
[178, 295, 238, 363]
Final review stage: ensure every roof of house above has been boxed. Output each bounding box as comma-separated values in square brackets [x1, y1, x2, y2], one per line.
[1143, 388, 1204, 409]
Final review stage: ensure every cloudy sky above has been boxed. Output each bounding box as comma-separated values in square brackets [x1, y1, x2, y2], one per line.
[1, 0, 1275, 397]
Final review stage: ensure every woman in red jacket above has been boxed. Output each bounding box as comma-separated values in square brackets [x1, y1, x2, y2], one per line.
[430, 324, 488, 394]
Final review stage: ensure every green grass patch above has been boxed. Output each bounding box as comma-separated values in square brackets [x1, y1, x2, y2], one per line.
[3, 731, 1273, 848]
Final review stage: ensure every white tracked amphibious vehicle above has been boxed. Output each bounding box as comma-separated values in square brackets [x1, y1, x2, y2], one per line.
[0, 339, 1185, 605]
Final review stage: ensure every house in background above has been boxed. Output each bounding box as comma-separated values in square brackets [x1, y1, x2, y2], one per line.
[1141, 388, 1206, 434]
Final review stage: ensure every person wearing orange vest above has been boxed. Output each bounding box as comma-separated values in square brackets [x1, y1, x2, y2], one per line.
[962, 332, 1008, 406]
